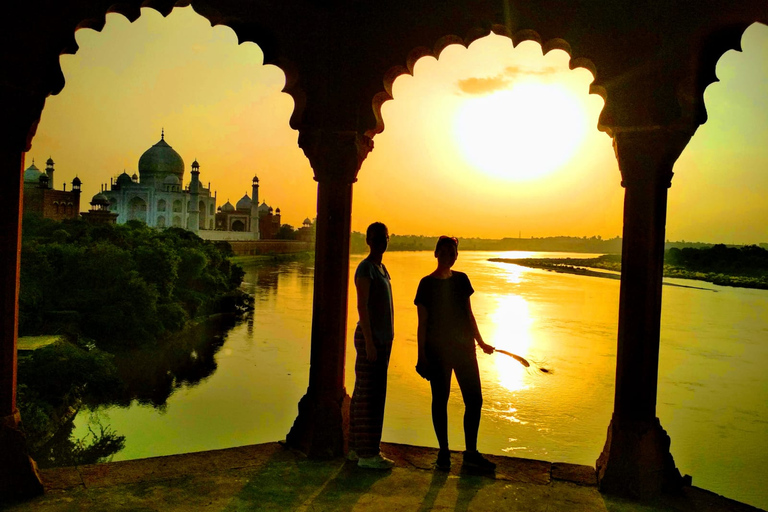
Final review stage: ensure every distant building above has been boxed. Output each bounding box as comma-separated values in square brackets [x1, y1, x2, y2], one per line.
[80, 191, 118, 225]
[213, 175, 287, 240]
[29, 132, 304, 239]
[297, 217, 315, 242]
[214, 175, 260, 239]
[102, 131, 217, 233]
[22, 158, 82, 220]
[257, 202, 281, 240]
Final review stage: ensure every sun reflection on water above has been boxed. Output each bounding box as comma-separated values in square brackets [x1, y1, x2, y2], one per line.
[485, 294, 534, 392]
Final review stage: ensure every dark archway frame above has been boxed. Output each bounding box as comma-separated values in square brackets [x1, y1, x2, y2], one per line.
[2, 0, 767, 502]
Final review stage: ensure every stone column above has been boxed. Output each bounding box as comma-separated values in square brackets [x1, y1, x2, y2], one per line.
[597, 127, 694, 498]
[0, 122, 45, 496]
[285, 130, 373, 458]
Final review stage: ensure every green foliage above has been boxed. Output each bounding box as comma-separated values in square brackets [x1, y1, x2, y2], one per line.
[276, 223, 298, 240]
[664, 244, 768, 289]
[20, 215, 250, 346]
[17, 339, 126, 467]
[665, 244, 768, 275]
[18, 339, 123, 408]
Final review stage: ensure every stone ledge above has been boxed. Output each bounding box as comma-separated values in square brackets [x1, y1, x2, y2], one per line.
[552, 462, 598, 486]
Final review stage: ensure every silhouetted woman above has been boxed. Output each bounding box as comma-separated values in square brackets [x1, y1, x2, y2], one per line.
[349, 222, 395, 469]
[414, 235, 496, 472]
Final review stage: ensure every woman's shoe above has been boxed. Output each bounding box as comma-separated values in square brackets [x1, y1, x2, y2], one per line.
[358, 453, 395, 470]
[435, 449, 451, 471]
[462, 450, 496, 472]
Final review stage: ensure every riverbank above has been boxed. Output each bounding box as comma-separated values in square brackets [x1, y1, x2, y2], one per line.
[230, 250, 314, 266]
[225, 239, 314, 256]
[491, 256, 768, 290]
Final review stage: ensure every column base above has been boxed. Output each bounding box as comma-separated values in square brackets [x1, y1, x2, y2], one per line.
[597, 415, 684, 500]
[285, 391, 350, 459]
[0, 411, 44, 499]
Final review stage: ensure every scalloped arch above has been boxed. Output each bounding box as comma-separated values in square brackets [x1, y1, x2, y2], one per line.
[45, 1, 303, 131]
[369, 26, 601, 139]
[685, 21, 767, 128]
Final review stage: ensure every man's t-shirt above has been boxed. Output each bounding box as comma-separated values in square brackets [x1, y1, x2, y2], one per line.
[414, 271, 474, 353]
[355, 258, 394, 344]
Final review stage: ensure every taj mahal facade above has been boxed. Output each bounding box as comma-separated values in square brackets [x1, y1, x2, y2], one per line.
[103, 130, 219, 234]
[101, 131, 267, 240]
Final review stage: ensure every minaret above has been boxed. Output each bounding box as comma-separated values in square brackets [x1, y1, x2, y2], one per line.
[187, 160, 201, 234]
[45, 157, 54, 190]
[72, 176, 82, 214]
[251, 175, 260, 240]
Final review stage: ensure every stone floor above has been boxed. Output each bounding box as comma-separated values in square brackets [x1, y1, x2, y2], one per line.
[1, 442, 763, 511]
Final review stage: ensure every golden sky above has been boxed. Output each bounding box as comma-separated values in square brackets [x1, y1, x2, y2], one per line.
[28, 7, 768, 244]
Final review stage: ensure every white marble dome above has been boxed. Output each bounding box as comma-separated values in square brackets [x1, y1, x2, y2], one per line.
[138, 133, 184, 180]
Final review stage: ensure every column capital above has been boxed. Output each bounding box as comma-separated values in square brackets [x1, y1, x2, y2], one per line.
[613, 127, 695, 190]
[298, 130, 373, 184]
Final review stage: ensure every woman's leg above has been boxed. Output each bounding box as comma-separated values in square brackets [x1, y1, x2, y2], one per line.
[367, 341, 392, 456]
[429, 356, 453, 450]
[454, 353, 483, 453]
[350, 327, 390, 458]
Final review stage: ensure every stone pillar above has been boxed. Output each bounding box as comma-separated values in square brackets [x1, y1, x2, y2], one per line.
[285, 130, 373, 458]
[0, 148, 45, 498]
[597, 127, 694, 498]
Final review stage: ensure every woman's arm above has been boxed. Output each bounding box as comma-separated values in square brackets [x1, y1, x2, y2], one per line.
[356, 275, 377, 362]
[467, 298, 494, 354]
[416, 304, 428, 360]
[416, 304, 430, 379]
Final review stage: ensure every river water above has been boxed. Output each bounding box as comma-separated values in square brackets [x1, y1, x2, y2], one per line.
[72, 250, 768, 509]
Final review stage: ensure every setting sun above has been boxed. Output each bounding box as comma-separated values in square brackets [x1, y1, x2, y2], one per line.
[454, 82, 589, 181]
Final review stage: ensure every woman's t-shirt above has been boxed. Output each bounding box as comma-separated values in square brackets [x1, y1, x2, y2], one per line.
[414, 271, 474, 352]
[355, 258, 394, 344]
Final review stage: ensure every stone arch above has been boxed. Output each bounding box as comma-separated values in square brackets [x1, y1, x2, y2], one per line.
[11, 1, 301, 153]
[199, 201, 206, 229]
[686, 21, 768, 128]
[231, 219, 245, 232]
[128, 196, 147, 222]
[172, 200, 182, 213]
[172, 215, 181, 228]
[370, 28, 600, 139]
[157, 199, 166, 212]
[157, 215, 165, 228]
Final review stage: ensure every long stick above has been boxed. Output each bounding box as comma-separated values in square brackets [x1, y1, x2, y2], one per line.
[495, 349, 552, 373]
[495, 349, 530, 367]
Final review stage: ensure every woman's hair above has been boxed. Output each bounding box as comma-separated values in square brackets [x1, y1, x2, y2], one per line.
[366, 222, 388, 240]
[435, 235, 459, 253]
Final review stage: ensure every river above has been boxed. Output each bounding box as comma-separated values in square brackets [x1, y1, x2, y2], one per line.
[71, 250, 768, 509]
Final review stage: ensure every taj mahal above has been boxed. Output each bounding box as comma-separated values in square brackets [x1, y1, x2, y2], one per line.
[101, 131, 270, 239]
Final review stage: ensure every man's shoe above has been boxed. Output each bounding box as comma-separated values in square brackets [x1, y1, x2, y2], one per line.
[358, 453, 395, 470]
[463, 450, 496, 472]
[435, 449, 451, 471]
